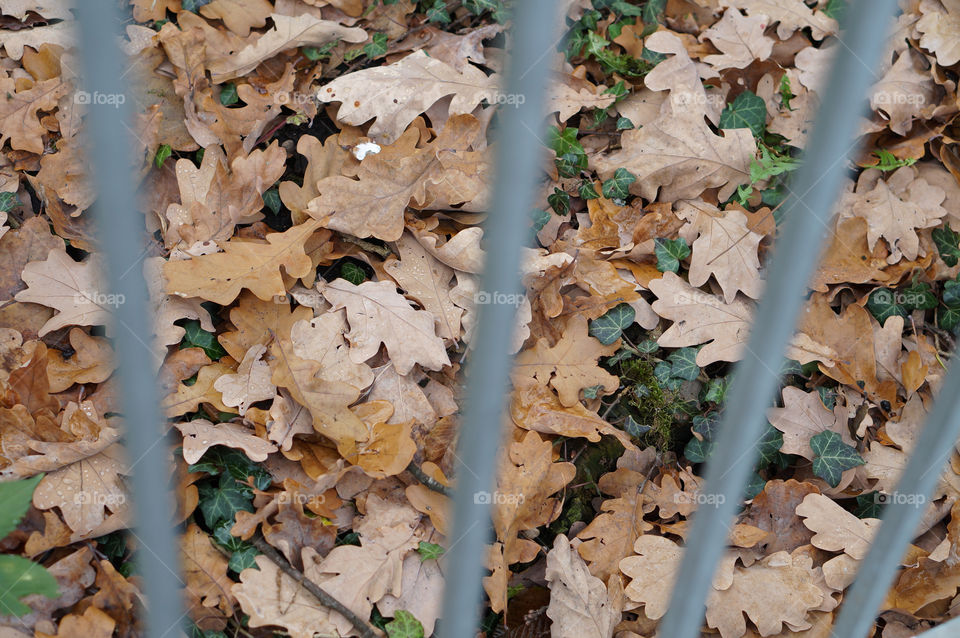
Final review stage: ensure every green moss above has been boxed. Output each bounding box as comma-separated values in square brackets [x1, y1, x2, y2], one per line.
[619, 357, 683, 452]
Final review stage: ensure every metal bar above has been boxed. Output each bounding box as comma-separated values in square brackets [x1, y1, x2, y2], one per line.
[436, 2, 561, 637]
[831, 360, 960, 638]
[916, 615, 960, 637]
[657, 1, 898, 637]
[73, 4, 184, 638]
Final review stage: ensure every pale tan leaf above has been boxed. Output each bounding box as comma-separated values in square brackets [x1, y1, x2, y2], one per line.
[317, 49, 499, 145]
[796, 493, 880, 560]
[320, 278, 450, 375]
[175, 419, 277, 465]
[545, 534, 621, 638]
[701, 9, 775, 71]
[213, 344, 276, 415]
[14, 248, 111, 337]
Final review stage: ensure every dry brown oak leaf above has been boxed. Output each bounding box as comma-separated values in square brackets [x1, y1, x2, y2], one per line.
[32, 443, 130, 537]
[767, 386, 856, 460]
[700, 8, 775, 71]
[917, 0, 960, 66]
[384, 231, 463, 341]
[545, 534, 622, 638]
[317, 49, 498, 145]
[175, 419, 277, 465]
[321, 278, 451, 375]
[46, 328, 114, 393]
[678, 200, 764, 303]
[181, 523, 235, 623]
[649, 272, 834, 367]
[163, 219, 321, 305]
[796, 493, 880, 560]
[213, 343, 276, 415]
[620, 535, 825, 638]
[207, 12, 367, 81]
[576, 466, 654, 582]
[14, 248, 112, 337]
[718, 0, 838, 40]
[513, 314, 619, 407]
[845, 166, 948, 263]
[307, 114, 489, 242]
[0, 73, 70, 154]
[591, 32, 755, 202]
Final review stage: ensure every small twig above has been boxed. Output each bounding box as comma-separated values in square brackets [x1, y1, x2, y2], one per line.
[252, 537, 380, 638]
[406, 461, 452, 496]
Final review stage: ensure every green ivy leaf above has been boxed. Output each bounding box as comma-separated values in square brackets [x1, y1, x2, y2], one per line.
[667, 347, 700, 381]
[578, 180, 600, 200]
[219, 83, 238, 106]
[0, 191, 20, 213]
[635, 339, 659, 354]
[386, 610, 425, 638]
[939, 305, 960, 332]
[743, 472, 766, 500]
[684, 437, 714, 463]
[934, 224, 960, 267]
[0, 475, 43, 540]
[865, 288, 906, 324]
[180, 320, 225, 360]
[719, 90, 766, 137]
[548, 188, 570, 215]
[692, 413, 720, 441]
[703, 377, 728, 403]
[616, 116, 634, 130]
[417, 541, 445, 561]
[601, 167, 636, 200]
[363, 32, 389, 59]
[654, 237, 690, 272]
[588, 303, 635, 345]
[340, 262, 367, 285]
[901, 281, 937, 311]
[425, 0, 451, 23]
[755, 424, 784, 466]
[154, 144, 172, 169]
[623, 415, 652, 438]
[262, 187, 281, 215]
[198, 474, 255, 528]
[302, 40, 338, 61]
[642, 0, 666, 24]
[582, 384, 603, 399]
[531, 208, 551, 232]
[810, 431, 865, 487]
[854, 492, 883, 518]
[555, 151, 586, 178]
[816, 386, 837, 410]
[0, 555, 58, 616]
[547, 126, 584, 157]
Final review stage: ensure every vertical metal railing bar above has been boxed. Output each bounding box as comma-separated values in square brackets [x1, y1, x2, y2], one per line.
[916, 614, 960, 637]
[656, 1, 898, 637]
[74, 4, 184, 638]
[436, 2, 560, 637]
[831, 366, 960, 637]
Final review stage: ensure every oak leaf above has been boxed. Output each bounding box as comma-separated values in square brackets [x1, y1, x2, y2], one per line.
[45, 328, 114, 393]
[591, 32, 755, 202]
[321, 278, 450, 375]
[700, 9, 775, 71]
[290, 312, 375, 390]
[545, 534, 622, 638]
[0, 74, 70, 154]
[846, 166, 948, 263]
[510, 376, 630, 446]
[213, 344, 276, 415]
[917, 0, 960, 66]
[317, 49, 498, 145]
[768, 387, 854, 460]
[35, 607, 115, 638]
[718, 0, 838, 39]
[678, 201, 763, 303]
[870, 49, 938, 136]
[181, 523, 235, 623]
[207, 12, 366, 81]
[809, 217, 890, 292]
[14, 248, 111, 337]
[796, 493, 880, 560]
[307, 115, 489, 242]
[32, 443, 130, 537]
[577, 467, 654, 582]
[163, 220, 321, 305]
[513, 315, 619, 407]
[162, 362, 234, 417]
[384, 232, 463, 340]
[175, 419, 277, 465]
[378, 552, 445, 636]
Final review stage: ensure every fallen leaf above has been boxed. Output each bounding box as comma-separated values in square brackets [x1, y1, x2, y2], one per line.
[545, 534, 622, 638]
